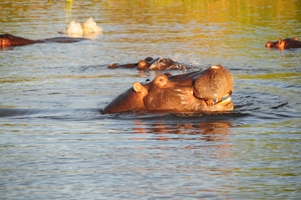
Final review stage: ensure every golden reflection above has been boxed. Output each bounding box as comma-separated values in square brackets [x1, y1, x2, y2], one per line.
[1, 0, 298, 25]
[102, 0, 298, 24]
[1, 0, 299, 57]
[64, 0, 73, 16]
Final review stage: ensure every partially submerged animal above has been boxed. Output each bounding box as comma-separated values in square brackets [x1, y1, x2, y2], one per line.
[108, 57, 188, 70]
[102, 65, 234, 114]
[265, 38, 301, 50]
[0, 33, 87, 48]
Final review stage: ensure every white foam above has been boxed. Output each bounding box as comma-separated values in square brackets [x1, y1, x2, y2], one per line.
[61, 17, 102, 37]
[81, 17, 102, 34]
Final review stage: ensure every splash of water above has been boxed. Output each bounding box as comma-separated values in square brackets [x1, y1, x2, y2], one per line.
[60, 17, 102, 38]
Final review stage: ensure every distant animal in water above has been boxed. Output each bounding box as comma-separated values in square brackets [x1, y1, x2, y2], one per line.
[0, 33, 88, 48]
[60, 17, 102, 37]
[265, 38, 301, 50]
[108, 57, 189, 70]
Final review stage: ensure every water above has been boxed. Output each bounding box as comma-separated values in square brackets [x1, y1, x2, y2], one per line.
[1, 0, 301, 199]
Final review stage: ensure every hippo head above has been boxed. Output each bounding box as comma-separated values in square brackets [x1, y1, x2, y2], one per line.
[102, 65, 234, 114]
[0, 33, 35, 48]
[137, 57, 187, 70]
[0, 34, 13, 47]
[265, 38, 300, 50]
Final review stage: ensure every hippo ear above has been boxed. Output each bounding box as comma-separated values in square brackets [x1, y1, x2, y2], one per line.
[133, 82, 146, 93]
[153, 74, 169, 88]
[278, 38, 284, 45]
[293, 37, 298, 41]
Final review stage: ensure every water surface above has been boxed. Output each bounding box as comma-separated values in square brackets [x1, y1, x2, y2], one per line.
[1, 0, 301, 199]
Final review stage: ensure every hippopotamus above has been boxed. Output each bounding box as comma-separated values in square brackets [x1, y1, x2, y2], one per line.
[102, 65, 234, 114]
[0, 33, 87, 48]
[108, 57, 188, 70]
[265, 38, 301, 50]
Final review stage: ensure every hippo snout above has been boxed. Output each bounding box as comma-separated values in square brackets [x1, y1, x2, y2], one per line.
[193, 65, 233, 101]
[265, 41, 273, 48]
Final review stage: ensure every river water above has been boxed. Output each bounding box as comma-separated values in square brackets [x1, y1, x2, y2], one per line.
[1, 0, 301, 199]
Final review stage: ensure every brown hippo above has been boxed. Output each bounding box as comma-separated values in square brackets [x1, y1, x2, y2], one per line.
[265, 38, 301, 50]
[102, 65, 234, 114]
[0, 33, 87, 48]
[108, 57, 188, 70]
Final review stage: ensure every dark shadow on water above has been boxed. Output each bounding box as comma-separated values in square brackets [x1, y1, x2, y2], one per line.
[0, 108, 44, 117]
[0, 107, 101, 121]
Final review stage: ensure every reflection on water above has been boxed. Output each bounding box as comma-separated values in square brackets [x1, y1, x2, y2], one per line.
[133, 119, 231, 136]
[1, 0, 301, 199]
[132, 119, 234, 160]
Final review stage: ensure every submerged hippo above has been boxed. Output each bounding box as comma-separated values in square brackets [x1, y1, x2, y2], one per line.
[0, 33, 87, 48]
[102, 65, 234, 114]
[265, 38, 301, 50]
[108, 57, 188, 70]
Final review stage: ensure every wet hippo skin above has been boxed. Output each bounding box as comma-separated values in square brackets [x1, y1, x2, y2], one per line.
[0, 33, 87, 48]
[265, 38, 301, 50]
[102, 65, 234, 114]
[108, 57, 188, 70]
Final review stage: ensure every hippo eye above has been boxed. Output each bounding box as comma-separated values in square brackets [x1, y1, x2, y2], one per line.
[146, 79, 150, 81]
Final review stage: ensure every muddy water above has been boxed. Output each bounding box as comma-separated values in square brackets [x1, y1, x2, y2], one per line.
[1, 0, 301, 199]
